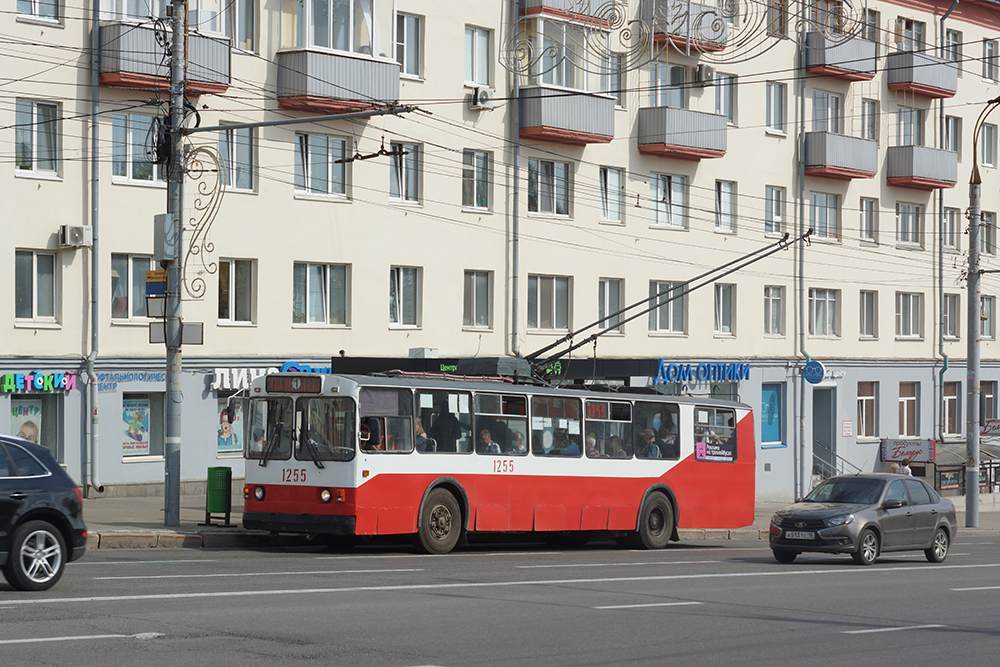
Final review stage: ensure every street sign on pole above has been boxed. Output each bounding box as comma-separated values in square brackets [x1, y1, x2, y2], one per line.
[149, 321, 204, 345]
[145, 270, 167, 296]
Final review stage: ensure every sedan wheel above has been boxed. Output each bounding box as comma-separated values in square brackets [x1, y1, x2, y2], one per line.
[924, 528, 950, 563]
[851, 528, 879, 566]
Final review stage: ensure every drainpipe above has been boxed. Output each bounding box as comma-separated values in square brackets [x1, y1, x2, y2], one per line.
[87, 0, 104, 495]
[510, 0, 520, 357]
[797, 35, 809, 500]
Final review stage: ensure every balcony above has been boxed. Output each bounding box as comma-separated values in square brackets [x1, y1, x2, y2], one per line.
[804, 32, 876, 81]
[642, 0, 727, 53]
[637, 106, 727, 161]
[804, 132, 877, 180]
[99, 23, 230, 95]
[886, 51, 958, 99]
[886, 146, 958, 190]
[519, 0, 607, 24]
[519, 86, 615, 145]
[276, 50, 400, 113]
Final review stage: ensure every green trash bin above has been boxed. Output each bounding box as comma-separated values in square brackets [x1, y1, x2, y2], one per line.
[202, 466, 234, 527]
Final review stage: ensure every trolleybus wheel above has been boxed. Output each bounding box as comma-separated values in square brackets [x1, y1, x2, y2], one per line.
[416, 488, 462, 554]
[628, 493, 673, 550]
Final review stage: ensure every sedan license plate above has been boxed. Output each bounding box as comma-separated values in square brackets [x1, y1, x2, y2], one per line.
[785, 530, 815, 540]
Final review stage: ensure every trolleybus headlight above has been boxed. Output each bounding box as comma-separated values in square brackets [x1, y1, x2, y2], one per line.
[320, 488, 332, 503]
[254, 486, 265, 501]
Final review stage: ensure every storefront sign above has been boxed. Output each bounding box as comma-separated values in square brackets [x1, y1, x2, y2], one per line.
[880, 438, 936, 463]
[96, 371, 166, 393]
[655, 360, 751, 384]
[981, 419, 1000, 437]
[211, 367, 280, 392]
[2, 371, 78, 393]
[803, 360, 826, 385]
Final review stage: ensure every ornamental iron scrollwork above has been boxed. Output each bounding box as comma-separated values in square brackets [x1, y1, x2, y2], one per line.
[183, 146, 224, 299]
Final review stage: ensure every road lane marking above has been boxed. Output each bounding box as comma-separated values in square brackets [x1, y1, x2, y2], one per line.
[951, 585, 1000, 591]
[0, 632, 164, 645]
[595, 601, 704, 610]
[5, 562, 998, 607]
[518, 561, 718, 569]
[842, 625, 945, 634]
[94, 568, 423, 581]
[78, 559, 218, 566]
[315, 551, 562, 560]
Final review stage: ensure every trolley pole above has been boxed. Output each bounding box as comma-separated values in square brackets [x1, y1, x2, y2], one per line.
[163, 0, 187, 526]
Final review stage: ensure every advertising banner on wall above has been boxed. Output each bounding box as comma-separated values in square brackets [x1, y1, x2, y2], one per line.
[217, 398, 242, 454]
[122, 397, 150, 456]
[11, 398, 43, 444]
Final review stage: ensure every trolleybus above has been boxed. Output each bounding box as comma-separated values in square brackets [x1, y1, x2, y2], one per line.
[242, 371, 755, 553]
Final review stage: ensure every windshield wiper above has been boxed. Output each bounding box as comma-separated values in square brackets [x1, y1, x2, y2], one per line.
[300, 427, 326, 470]
[257, 421, 286, 467]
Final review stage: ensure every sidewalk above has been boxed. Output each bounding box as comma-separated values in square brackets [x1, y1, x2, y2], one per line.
[81, 493, 1000, 550]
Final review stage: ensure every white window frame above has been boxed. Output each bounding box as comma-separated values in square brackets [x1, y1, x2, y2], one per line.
[982, 212, 997, 256]
[390, 141, 420, 203]
[112, 113, 165, 184]
[943, 207, 960, 250]
[943, 293, 960, 339]
[981, 124, 997, 167]
[896, 106, 924, 147]
[463, 149, 491, 210]
[983, 295, 996, 339]
[292, 262, 350, 326]
[896, 202, 923, 246]
[985, 39, 998, 82]
[764, 285, 784, 336]
[944, 115, 961, 160]
[860, 289, 877, 338]
[714, 283, 735, 335]
[188, 0, 254, 51]
[15, 99, 59, 177]
[465, 25, 491, 85]
[528, 158, 571, 216]
[294, 132, 348, 197]
[895, 291, 923, 338]
[860, 197, 878, 243]
[810, 192, 839, 240]
[219, 125, 254, 191]
[765, 186, 784, 235]
[812, 90, 842, 134]
[17, 0, 59, 20]
[944, 29, 962, 69]
[599, 278, 623, 332]
[897, 18, 925, 52]
[14, 249, 57, 322]
[218, 258, 254, 324]
[389, 265, 420, 327]
[463, 269, 492, 329]
[715, 180, 736, 233]
[527, 274, 571, 331]
[599, 166, 624, 223]
[809, 288, 840, 337]
[715, 73, 736, 124]
[766, 82, 786, 134]
[651, 173, 687, 228]
[296, 0, 393, 56]
[943, 382, 961, 435]
[110, 253, 151, 321]
[648, 280, 685, 334]
[650, 61, 686, 108]
[898, 381, 919, 437]
[858, 381, 878, 438]
[396, 13, 421, 77]
[861, 98, 879, 142]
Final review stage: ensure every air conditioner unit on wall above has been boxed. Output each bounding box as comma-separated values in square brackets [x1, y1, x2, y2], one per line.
[695, 64, 716, 86]
[60, 224, 93, 248]
[471, 86, 494, 110]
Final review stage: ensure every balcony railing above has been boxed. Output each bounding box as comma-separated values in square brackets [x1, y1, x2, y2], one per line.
[637, 106, 727, 161]
[519, 85, 615, 145]
[276, 49, 400, 113]
[804, 132, 878, 180]
[804, 32, 876, 81]
[642, 0, 727, 52]
[99, 23, 230, 95]
[886, 145, 958, 190]
[519, 0, 608, 22]
[886, 51, 958, 99]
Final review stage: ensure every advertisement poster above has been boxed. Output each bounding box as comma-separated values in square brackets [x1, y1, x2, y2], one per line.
[11, 399, 43, 444]
[122, 397, 150, 455]
[217, 398, 242, 453]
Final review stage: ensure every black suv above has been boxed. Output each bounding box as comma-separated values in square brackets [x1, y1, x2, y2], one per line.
[1, 435, 87, 590]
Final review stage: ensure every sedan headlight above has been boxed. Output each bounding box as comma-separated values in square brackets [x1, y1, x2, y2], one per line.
[823, 513, 855, 528]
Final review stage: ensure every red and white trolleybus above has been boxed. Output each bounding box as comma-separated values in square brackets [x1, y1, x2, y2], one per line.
[242, 371, 755, 553]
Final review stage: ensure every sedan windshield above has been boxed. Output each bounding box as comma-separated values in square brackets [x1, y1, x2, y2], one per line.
[804, 477, 885, 504]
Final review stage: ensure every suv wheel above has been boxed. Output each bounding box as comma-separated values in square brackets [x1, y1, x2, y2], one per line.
[2, 520, 67, 591]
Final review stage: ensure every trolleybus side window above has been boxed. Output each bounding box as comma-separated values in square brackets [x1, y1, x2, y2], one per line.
[359, 388, 414, 453]
[416, 389, 473, 453]
[474, 393, 528, 456]
[531, 396, 582, 457]
[246, 397, 293, 461]
[693, 406, 737, 462]
[585, 400, 632, 458]
[296, 397, 355, 462]
[634, 402, 679, 460]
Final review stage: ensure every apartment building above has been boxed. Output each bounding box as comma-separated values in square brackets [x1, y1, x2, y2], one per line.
[4, 0, 1000, 499]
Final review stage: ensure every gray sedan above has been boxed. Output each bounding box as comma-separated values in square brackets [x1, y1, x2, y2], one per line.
[769, 473, 957, 565]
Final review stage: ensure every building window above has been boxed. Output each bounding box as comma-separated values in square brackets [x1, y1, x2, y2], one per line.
[648, 281, 685, 333]
[294, 133, 347, 196]
[122, 393, 165, 457]
[812, 90, 842, 134]
[531, 19, 609, 90]
[766, 82, 786, 133]
[714, 283, 735, 335]
[983, 295, 996, 339]
[810, 0, 844, 33]
[389, 266, 419, 326]
[860, 197, 878, 243]
[943, 382, 961, 436]
[897, 18, 925, 52]
[715, 73, 736, 124]
[651, 173, 687, 228]
[465, 25, 491, 85]
[15, 99, 58, 176]
[809, 288, 839, 336]
[463, 270, 491, 328]
[858, 381, 878, 438]
[650, 62, 685, 108]
[864, 8, 880, 43]
[17, 0, 59, 20]
[603, 53, 625, 107]
[810, 192, 839, 240]
[528, 159, 571, 215]
[943, 293, 960, 339]
[528, 274, 571, 331]
[982, 381, 997, 424]
[390, 142, 420, 202]
[896, 202, 923, 246]
[981, 124, 997, 167]
[599, 278, 623, 332]
[761, 383, 783, 446]
[767, 0, 788, 36]
[860, 290, 877, 338]
[985, 39, 998, 81]
[943, 207, 960, 251]
[599, 166, 624, 222]
[945, 115, 962, 159]
[110, 254, 151, 320]
[895, 292, 922, 338]
[219, 259, 254, 324]
[396, 13, 421, 77]
[765, 186, 784, 235]
[112, 113, 164, 183]
[861, 98, 879, 142]
[292, 262, 349, 325]
[896, 106, 924, 146]
[297, 0, 392, 53]
[189, 0, 254, 50]
[14, 250, 56, 321]
[715, 180, 736, 233]
[463, 150, 491, 210]
[764, 285, 783, 336]
[945, 29, 962, 67]
[898, 382, 919, 437]
[219, 125, 254, 191]
[982, 212, 997, 256]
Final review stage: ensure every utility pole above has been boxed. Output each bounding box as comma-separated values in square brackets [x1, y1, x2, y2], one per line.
[163, 0, 187, 526]
[967, 164, 981, 528]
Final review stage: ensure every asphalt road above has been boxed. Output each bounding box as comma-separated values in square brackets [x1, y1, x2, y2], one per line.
[1, 538, 997, 667]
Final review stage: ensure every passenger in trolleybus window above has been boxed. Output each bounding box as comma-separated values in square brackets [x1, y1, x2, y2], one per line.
[478, 429, 500, 454]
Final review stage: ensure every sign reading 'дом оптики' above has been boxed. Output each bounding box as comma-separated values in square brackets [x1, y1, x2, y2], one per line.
[655, 360, 751, 384]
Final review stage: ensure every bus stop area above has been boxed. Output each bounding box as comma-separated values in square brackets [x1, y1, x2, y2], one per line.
[81, 490, 1000, 550]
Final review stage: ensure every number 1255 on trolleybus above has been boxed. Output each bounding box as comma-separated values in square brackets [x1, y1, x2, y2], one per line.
[242, 371, 755, 553]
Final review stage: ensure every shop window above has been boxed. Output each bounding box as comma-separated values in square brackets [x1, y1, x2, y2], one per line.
[11, 394, 60, 460]
[122, 393, 164, 457]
